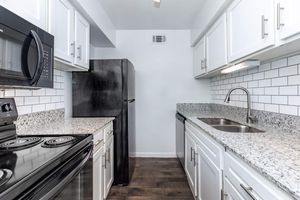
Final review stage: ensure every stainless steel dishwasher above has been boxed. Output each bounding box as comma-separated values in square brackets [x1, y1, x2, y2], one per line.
[176, 113, 186, 168]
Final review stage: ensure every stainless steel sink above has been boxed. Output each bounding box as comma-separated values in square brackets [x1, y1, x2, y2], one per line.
[198, 118, 241, 126]
[197, 118, 264, 133]
[213, 125, 264, 133]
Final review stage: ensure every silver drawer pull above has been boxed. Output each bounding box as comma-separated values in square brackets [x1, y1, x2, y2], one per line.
[190, 147, 194, 162]
[261, 15, 269, 39]
[94, 139, 103, 147]
[240, 183, 257, 200]
[277, 3, 285, 30]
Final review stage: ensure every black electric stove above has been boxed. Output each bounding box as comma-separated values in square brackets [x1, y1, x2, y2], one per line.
[0, 99, 93, 200]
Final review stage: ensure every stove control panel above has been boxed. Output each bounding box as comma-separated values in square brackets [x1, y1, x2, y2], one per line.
[0, 98, 18, 126]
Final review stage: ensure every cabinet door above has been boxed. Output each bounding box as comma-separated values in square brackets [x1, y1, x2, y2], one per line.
[224, 178, 246, 200]
[206, 13, 227, 72]
[0, 0, 48, 30]
[193, 37, 206, 78]
[74, 11, 90, 69]
[93, 145, 105, 200]
[197, 145, 222, 200]
[104, 135, 114, 198]
[49, 0, 74, 64]
[185, 130, 198, 197]
[277, 0, 300, 41]
[227, 0, 275, 62]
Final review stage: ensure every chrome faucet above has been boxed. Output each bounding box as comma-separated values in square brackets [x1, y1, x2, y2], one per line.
[224, 87, 255, 124]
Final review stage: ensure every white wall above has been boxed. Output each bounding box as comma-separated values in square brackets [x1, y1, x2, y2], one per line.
[92, 30, 211, 157]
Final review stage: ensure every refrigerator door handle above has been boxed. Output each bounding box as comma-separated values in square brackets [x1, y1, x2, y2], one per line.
[126, 99, 135, 103]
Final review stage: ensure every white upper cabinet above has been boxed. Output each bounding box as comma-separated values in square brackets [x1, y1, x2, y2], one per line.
[74, 11, 90, 69]
[49, 0, 74, 64]
[49, 0, 90, 70]
[277, 0, 300, 41]
[0, 0, 48, 30]
[206, 13, 227, 72]
[193, 37, 206, 78]
[227, 0, 275, 62]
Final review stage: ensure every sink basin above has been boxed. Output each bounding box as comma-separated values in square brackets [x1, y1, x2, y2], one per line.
[198, 118, 241, 126]
[213, 125, 265, 133]
[197, 118, 265, 133]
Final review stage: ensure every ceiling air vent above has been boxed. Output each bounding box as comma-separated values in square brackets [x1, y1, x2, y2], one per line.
[153, 35, 166, 43]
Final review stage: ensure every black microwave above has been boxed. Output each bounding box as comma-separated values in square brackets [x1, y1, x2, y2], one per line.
[0, 6, 54, 88]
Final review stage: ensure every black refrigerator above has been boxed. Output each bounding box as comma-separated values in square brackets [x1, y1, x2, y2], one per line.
[72, 59, 135, 185]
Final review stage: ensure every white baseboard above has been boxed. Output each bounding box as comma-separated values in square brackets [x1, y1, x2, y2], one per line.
[130, 152, 177, 158]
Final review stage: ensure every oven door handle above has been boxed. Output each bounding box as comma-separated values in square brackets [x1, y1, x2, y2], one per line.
[29, 30, 44, 85]
[40, 147, 93, 200]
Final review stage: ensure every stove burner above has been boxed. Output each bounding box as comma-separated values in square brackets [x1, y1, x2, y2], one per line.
[0, 169, 13, 187]
[43, 136, 76, 148]
[0, 137, 42, 150]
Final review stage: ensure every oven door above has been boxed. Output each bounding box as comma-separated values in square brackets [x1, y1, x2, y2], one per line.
[0, 23, 47, 87]
[18, 144, 93, 200]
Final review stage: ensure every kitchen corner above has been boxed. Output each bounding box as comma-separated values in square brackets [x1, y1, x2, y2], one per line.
[177, 103, 300, 200]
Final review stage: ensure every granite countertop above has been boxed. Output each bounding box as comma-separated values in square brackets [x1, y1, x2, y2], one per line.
[177, 105, 300, 200]
[17, 117, 115, 136]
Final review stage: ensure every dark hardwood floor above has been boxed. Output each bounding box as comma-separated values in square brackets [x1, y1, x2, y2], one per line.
[107, 158, 194, 200]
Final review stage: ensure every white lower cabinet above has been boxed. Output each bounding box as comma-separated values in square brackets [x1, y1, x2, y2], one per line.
[184, 121, 293, 200]
[185, 129, 198, 197]
[93, 144, 105, 200]
[197, 145, 222, 200]
[104, 134, 114, 199]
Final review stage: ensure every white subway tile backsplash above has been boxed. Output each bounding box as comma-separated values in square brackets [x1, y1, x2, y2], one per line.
[265, 87, 279, 95]
[288, 75, 300, 85]
[271, 77, 287, 86]
[279, 65, 298, 76]
[211, 54, 300, 116]
[265, 69, 279, 78]
[24, 97, 39, 105]
[265, 104, 279, 113]
[0, 70, 65, 115]
[279, 105, 298, 115]
[288, 54, 300, 65]
[288, 96, 300, 106]
[279, 86, 298, 95]
[271, 58, 287, 69]
[272, 96, 288, 105]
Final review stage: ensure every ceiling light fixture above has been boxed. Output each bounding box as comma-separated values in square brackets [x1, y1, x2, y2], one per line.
[153, 0, 161, 8]
[221, 60, 260, 74]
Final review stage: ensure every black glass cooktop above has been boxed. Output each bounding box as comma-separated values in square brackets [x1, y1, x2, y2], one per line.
[0, 134, 91, 198]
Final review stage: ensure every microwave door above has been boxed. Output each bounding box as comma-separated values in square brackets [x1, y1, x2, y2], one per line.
[22, 30, 45, 86]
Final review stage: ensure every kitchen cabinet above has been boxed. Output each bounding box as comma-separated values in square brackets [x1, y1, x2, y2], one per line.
[49, 0, 90, 70]
[206, 13, 227, 72]
[0, 0, 48, 30]
[104, 134, 114, 199]
[277, 0, 300, 41]
[197, 145, 222, 200]
[93, 143, 105, 200]
[224, 151, 294, 200]
[185, 129, 198, 197]
[227, 0, 275, 62]
[193, 37, 206, 78]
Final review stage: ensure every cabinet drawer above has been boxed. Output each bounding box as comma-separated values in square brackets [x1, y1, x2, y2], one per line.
[224, 151, 293, 200]
[93, 129, 104, 152]
[104, 122, 113, 142]
[186, 122, 224, 169]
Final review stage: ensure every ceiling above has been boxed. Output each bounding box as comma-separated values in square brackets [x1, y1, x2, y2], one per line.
[98, 0, 205, 30]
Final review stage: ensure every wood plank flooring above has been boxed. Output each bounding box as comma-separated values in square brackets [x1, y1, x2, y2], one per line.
[107, 158, 194, 200]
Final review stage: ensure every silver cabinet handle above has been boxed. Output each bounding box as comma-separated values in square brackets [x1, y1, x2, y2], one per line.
[240, 184, 257, 200]
[77, 45, 82, 60]
[190, 147, 193, 162]
[70, 42, 75, 57]
[107, 148, 111, 163]
[261, 15, 269, 39]
[200, 60, 204, 69]
[193, 151, 198, 167]
[277, 3, 285, 30]
[103, 152, 107, 169]
[94, 139, 103, 148]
